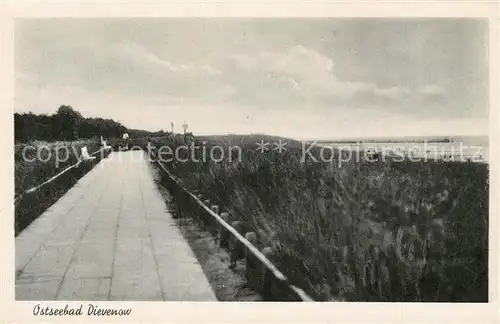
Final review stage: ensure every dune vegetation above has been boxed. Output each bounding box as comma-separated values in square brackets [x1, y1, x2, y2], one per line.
[14, 140, 110, 235]
[147, 134, 488, 302]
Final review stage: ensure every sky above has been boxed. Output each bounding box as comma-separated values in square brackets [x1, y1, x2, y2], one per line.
[15, 18, 489, 140]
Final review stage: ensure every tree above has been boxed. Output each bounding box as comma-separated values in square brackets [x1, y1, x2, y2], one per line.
[14, 105, 132, 142]
[55, 105, 84, 140]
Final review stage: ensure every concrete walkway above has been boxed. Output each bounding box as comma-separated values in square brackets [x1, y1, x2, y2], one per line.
[15, 150, 217, 301]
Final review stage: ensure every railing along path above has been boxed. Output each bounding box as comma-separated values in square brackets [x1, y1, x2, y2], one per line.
[14, 145, 111, 205]
[148, 148, 314, 301]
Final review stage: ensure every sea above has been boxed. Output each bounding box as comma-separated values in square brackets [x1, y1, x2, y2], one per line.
[317, 136, 489, 163]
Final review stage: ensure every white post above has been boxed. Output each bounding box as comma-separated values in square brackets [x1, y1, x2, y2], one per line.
[81, 146, 96, 160]
[147, 141, 156, 151]
[182, 122, 188, 142]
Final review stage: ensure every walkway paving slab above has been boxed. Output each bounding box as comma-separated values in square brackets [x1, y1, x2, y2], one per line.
[15, 150, 217, 301]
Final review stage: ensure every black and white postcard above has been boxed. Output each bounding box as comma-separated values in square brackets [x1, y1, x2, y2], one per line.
[1, 2, 498, 323]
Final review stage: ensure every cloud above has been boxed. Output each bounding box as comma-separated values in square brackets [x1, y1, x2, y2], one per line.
[419, 84, 445, 96]
[373, 86, 411, 99]
[15, 71, 37, 85]
[16, 38, 226, 104]
[113, 42, 221, 76]
[15, 19, 487, 138]
[223, 45, 412, 108]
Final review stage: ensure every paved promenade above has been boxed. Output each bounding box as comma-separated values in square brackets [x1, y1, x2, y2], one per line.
[15, 150, 217, 301]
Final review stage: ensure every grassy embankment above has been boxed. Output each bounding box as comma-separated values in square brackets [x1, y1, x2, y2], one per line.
[14, 139, 111, 235]
[148, 134, 488, 302]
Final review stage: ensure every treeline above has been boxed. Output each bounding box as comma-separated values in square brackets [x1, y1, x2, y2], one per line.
[127, 128, 169, 138]
[14, 105, 170, 143]
[15, 105, 126, 142]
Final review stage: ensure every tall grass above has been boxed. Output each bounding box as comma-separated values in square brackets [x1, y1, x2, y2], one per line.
[150, 135, 488, 302]
[14, 139, 110, 235]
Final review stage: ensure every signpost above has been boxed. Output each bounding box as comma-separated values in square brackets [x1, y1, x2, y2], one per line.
[182, 122, 188, 143]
